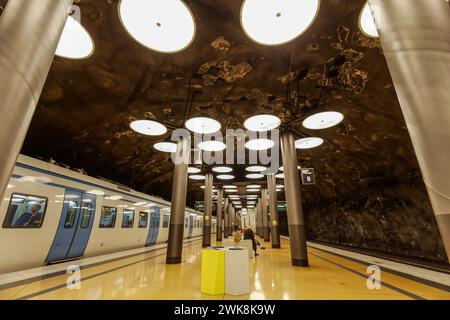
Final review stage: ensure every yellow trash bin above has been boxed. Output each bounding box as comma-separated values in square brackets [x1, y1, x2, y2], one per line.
[201, 249, 225, 295]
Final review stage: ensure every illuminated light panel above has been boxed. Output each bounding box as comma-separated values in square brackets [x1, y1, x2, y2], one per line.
[56, 15, 94, 59]
[119, 0, 196, 53]
[303, 111, 344, 130]
[189, 175, 206, 180]
[246, 173, 264, 179]
[240, 0, 320, 46]
[217, 174, 235, 180]
[130, 120, 167, 136]
[198, 140, 226, 152]
[154, 142, 177, 153]
[244, 114, 281, 132]
[105, 195, 122, 200]
[223, 185, 237, 189]
[276, 185, 284, 188]
[359, 2, 378, 38]
[225, 189, 238, 193]
[247, 188, 260, 192]
[247, 185, 261, 189]
[246, 166, 268, 172]
[188, 167, 201, 174]
[275, 173, 285, 179]
[212, 166, 233, 173]
[279, 165, 301, 171]
[185, 117, 221, 134]
[245, 139, 274, 151]
[295, 137, 324, 149]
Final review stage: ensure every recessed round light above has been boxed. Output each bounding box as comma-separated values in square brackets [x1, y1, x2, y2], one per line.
[119, 0, 196, 53]
[212, 166, 233, 173]
[130, 120, 167, 136]
[56, 16, 94, 59]
[225, 189, 238, 193]
[189, 175, 206, 180]
[185, 117, 221, 134]
[246, 166, 268, 172]
[276, 184, 284, 188]
[240, 0, 320, 46]
[275, 173, 285, 179]
[247, 188, 260, 192]
[247, 184, 261, 189]
[188, 167, 201, 174]
[198, 141, 226, 152]
[295, 137, 324, 149]
[217, 174, 235, 180]
[359, 2, 378, 38]
[223, 185, 237, 189]
[279, 165, 301, 171]
[244, 114, 281, 132]
[245, 139, 275, 151]
[246, 173, 264, 179]
[303, 112, 344, 130]
[154, 142, 177, 153]
[200, 185, 216, 189]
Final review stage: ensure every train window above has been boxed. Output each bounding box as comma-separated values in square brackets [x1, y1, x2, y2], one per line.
[162, 215, 169, 228]
[80, 203, 93, 228]
[122, 209, 135, 228]
[138, 212, 148, 228]
[99, 207, 116, 228]
[2, 193, 48, 229]
[64, 201, 78, 228]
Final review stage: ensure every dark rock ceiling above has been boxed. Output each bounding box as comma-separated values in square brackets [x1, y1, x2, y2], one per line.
[5, 0, 423, 207]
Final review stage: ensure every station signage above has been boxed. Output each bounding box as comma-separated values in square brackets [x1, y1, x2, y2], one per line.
[301, 168, 316, 185]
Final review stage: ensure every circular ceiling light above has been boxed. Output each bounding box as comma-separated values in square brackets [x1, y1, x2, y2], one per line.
[303, 112, 344, 130]
[198, 141, 226, 152]
[245, 139, 275, 151]
[247, 188, 260, 192]
[56, 16, 94, 59]
[276, 184, 284, 188]
[130, 120, 167, 136]
[244, 114, 281, 132]
[279, 165, 301, 171]
[276, 188, 283, 192]
[225, 189, 238, 193]
[246, 166, 268, 172]
[223, 185, 237, 189]
[188, 167, 201, 174]
[189, 175, 206, 180]
[200, 185, 216, 189]
[154, 142, 177, 153]
[246, 173, 264, 179]
[240, 0, 320, 46]
[275, 173, 285, 179]
[119, 0, 196, 53]
[247, 184, 261, 189]
[217, 174, 235, 180]
[212, 166, 233, 173]
[185, 117, 221, 134]
[359, 2, 378, 38]
[295, 137, 324, 149]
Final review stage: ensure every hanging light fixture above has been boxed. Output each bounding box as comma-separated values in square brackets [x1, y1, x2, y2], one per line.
[246, 173, 264, 179]
[240, 0, 320, 46]
[244, 114, 281, 132]
[119, 0, 196, 53]
[245, 166, 268, 172]
[217, 174, 235, 180]
[130, 120, 168, 136]
[247, 184, 261, 189]
[275, 173, 285, 179]
[225, 189, 238, 193]
[212, 166, 233, 173]
[223, 185, 237, 189]
[185, 117, 221, 134]
[279, 165, 301, 171]
[189, 175, 206, 180]
[153, 142, 177, 153]
[188, 167, 201, 174]
[247, 188, 260, 192]
[245, 139, 275, 151]
[198, 141, 226, 152]
[56, 15, 94, 59]
[295, 137, 324, 149]
[303, 111, 344, 130]
[359, 2, 378, 38]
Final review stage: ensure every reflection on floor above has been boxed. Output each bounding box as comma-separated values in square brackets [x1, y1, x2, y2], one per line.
[0, 237, 448, 300]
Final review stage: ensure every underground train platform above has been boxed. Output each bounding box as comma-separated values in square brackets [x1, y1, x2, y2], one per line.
[1, 0, 450, 312]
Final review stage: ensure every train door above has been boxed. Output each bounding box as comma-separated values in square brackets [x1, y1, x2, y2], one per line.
[46, 190, 96, 263]
[188, 215, 194, 238]
[146, 207, 160, 246]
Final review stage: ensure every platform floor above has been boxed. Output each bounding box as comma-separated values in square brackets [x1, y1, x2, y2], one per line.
[0, 237, 449, 300]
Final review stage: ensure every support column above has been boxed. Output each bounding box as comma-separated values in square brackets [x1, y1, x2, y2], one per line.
[257, 199, 262, 238]
[216, 188, 223, 242]
[0, 0, 74, 198]
[369, 0, 450, 262]
[261, 188, 270, 242]
[202, 173, 213, 248]
[166, 135, 190, 264]
[268, 174, 281, 248]
[224, 198, 229, 239]
[281, 132, 309, 267]
[229, 205, 234, 236]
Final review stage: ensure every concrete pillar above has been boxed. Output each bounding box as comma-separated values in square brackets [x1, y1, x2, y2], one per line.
[166, 135, 191, 264]
[268, 174, 281, 248]
[0, 0, 74, 198]
[281, 132, 309, 267]
[229, 205, 234, 236]
[261, 188, 270, 242]
[216, 188, 223, 242]
[257, 199, 262, 238]
[202, 173, 213, 247]
[224, 198, 229, 239]
[368, 0, 450, 263]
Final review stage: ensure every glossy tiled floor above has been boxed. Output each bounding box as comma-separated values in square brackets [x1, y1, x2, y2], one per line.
[0, 237, 448, 300]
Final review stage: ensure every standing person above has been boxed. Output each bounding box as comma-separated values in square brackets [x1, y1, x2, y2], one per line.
[243, 226, 259, 256]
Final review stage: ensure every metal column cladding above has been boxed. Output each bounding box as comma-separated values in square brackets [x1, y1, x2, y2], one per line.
[202, 173, 213, 248]
[268, 174, 281, 248]
[0, 0, 74, 198]
[224, 198, 229, 239]
[261, 188, 270, 242]
[281, 132, 309, 267]
[216, 188, 223, 242]
[369, 0, 450, 262]
[166, 136, 190, 264]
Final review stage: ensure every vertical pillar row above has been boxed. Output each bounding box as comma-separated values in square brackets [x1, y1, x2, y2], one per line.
[268, 174, 281, 248]
[216, 188, 223, 242]
[202, 173, 213, 248]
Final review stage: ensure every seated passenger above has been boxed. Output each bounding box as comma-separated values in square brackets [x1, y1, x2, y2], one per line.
[14, 204, 42, 228]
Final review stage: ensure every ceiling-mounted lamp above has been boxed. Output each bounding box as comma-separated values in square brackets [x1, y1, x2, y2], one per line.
[244, 114, 281, 132]
[275, 173, 285, 179]
[279, 165, 301, 171]
[185, 117, 221, 134]
[212, 166, 233, 173]
[240, 0, 320, 46]
[295, 137, 324, 149]
[245, 166, 268, 172]
[198, 141, 226, 152]
[217, 174, 235, 180]
[188, 167, 201, 174]
[359, 2, 379, 38]
[130, 120, 168, 136]
[189, 175, 206, 180]
[56, 14, 94, 59]
[119, 0, 196, 53]
[223, 185, 237, 189]
[245, 139, 275, 151]
[302, 111, 344, 130]
[153, 142, 177, 153]
[246, 173, 264, 179]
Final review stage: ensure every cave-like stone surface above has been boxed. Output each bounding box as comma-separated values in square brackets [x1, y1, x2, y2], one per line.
[1, 0, 446, 263]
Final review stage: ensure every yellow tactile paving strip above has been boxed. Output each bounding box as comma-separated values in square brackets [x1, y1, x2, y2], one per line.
[0, 238, 448, 300]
